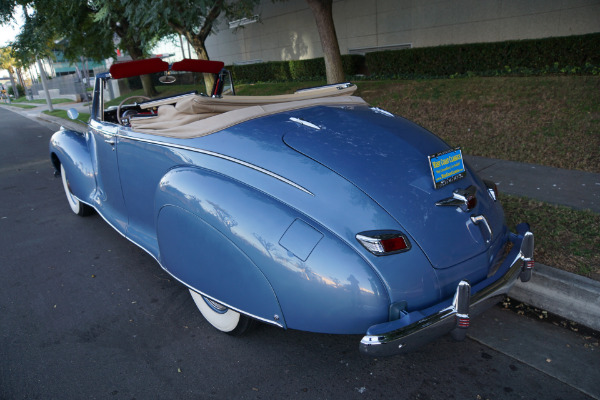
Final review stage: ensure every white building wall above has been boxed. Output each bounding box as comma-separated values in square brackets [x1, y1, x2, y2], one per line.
[203, 0, 600, 65]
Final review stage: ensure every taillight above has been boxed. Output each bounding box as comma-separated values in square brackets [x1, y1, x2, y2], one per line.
[356, 231, 411, 256]
[483, 179, 498, 201]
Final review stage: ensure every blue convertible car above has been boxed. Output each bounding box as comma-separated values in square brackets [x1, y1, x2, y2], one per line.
[50, 58, 534, 356]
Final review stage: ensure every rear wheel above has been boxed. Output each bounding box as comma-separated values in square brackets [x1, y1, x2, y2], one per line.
[189, 289, 254, 336]
[60, 164, 93, 216]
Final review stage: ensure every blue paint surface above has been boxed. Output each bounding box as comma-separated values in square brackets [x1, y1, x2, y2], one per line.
[49, 77, 520, 336]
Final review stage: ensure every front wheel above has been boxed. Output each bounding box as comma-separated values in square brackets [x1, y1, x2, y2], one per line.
[60, 164, 93, 216]
[189, 289, 254, 336]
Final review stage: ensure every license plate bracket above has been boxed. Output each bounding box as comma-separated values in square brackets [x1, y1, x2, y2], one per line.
[428, 148, 466, 189]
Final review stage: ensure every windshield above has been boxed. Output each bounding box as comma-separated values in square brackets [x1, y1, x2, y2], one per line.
[95, 58, 233, 125]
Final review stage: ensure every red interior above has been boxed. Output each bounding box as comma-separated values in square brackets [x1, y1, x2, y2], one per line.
[109, 58, 225, 79]
[172, 59, 224, 74]
[109, 58, 169, 79]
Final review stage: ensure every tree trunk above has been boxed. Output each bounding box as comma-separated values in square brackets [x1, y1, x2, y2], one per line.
[8, 69, 19, 98]
[178, 34, 187, 59]
[306, 0, 344, 84]
[188, 35, 215, 94]
[171, 0, 223, 94]
[36, 58, 53, 111]
[124, 42, 158, 97]
[16, 67, 25, 89]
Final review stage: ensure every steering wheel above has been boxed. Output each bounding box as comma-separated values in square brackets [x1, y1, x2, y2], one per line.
[117, 95, 150, 125]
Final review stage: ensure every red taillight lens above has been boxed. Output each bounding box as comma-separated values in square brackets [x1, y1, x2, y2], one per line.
[381, 236, 408, 252]
[466, 195, 477, 210]
[356, 231, 411, 256]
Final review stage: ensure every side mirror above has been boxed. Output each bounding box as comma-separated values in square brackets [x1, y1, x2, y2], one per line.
[67, 108, 79, 120]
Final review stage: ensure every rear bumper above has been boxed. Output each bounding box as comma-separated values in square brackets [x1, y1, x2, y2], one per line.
[359, 223, 534, 356]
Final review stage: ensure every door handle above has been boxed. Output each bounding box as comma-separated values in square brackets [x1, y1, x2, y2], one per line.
[102, 133, 116, 146]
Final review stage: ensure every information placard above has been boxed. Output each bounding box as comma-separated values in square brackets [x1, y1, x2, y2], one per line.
[428, 148, 466, 189]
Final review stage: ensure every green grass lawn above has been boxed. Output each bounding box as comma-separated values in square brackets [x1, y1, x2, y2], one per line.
[43, 109, 90, 125]
[502, 194, 600, 279]
[13, 97, 74, 104]
[0, 102, 38, 109]
[237, 76, 600, 174]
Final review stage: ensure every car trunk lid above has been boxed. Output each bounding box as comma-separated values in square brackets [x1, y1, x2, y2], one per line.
[283, 105, 504, 269]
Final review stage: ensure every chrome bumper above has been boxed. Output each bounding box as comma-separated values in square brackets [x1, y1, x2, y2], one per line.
[359, 223, 534, 357]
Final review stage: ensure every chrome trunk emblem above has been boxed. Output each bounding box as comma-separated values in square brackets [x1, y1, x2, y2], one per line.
[435, 186, 477, 211]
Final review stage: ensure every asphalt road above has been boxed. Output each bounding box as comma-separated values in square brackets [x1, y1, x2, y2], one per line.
[0, 106, 595, 400]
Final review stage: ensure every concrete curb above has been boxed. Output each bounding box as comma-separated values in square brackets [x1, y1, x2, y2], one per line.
[35, 111, 86, 133]
[509, 263, 600, 332]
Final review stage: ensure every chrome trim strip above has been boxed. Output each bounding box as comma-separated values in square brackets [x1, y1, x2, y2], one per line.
[289, 117, 321, 130]
[294, 82, 353, 93]
[118, 134, 314, 196]
[66, 192, 284, 328]
[370, 107, 394, 117]
[89, 119, 119, 137]
[471, 214, 493, 243]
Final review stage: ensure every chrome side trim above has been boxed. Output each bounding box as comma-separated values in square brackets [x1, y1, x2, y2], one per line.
[370, 107, 394, 117]
[64, 191, 284, 329]
[119, 135, 314, 196]
[289, 117, 321, 130]
[90, 119, 119, 137]
[294, 82, 353, 93]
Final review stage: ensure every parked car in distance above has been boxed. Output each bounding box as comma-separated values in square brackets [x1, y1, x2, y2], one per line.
[50, 58, 534, 356]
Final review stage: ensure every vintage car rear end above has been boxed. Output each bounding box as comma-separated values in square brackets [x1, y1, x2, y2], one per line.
[272, 105, 535, 355]
[49, 58, 533, 356]
[157, 101, 535, 355]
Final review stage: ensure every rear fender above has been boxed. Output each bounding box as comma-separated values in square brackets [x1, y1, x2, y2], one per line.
[49, 128, 95, 203]
[154, 167, 390, 333]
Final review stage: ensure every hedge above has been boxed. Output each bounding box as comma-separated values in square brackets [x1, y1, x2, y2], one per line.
[8, 84, 24, 96]
[365, 33, 600, 77]
[228, 54, 365, 82]
[224, 33, 599, 83]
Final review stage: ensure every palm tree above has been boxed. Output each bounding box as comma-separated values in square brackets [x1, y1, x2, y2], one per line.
[0, 46, 20, 98]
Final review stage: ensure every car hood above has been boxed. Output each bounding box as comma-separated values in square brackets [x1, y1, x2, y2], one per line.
[282, 105, 504, 269]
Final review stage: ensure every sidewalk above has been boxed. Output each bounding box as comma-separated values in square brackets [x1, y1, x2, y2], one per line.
[466, 155, 600, 213]
[466, 155, 600, 331]
[3, 102, 600, 332]
[2, 99, 91, 125]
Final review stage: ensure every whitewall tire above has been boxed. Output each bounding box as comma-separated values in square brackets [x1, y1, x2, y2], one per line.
[60, 164, 93, 216]
[189, 289, 254, 336]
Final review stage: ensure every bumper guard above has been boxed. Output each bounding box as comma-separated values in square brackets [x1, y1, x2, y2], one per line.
[359, 223, 534, 356]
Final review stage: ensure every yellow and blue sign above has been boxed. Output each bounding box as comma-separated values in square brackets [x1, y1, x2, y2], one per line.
[428, 148, 466, 189]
